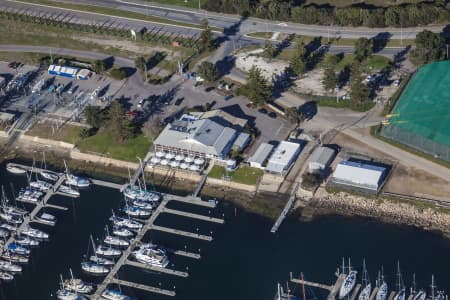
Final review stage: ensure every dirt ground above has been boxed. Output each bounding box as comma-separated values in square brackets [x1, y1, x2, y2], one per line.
[329, 130, 450, 200]
[235, 49, 288, 80]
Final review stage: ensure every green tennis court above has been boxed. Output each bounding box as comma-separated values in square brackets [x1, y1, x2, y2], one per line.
[382, 60, 450, 161]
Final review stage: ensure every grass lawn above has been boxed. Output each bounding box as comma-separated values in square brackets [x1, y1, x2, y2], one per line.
[247, 32, 274, 39]
[208, 165, 264, 185]
[27, 123, 83, 144]
[18, 0, 209, 30]
[76, 131, 151, 162]
[334, 54, 391, 72]
[143, 0, 199, 10]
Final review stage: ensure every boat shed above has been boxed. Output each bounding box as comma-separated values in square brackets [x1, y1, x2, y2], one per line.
[265, 141, 302, 175]
[330, 160, 388, 193]
[247, 143, 274, 169]
[308, 146, 336, 174]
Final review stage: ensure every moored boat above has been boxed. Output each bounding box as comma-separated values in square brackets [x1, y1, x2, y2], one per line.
[0, 271, 13, 281]
[104, 235, 129, 247]
[112, 227, 133, 238]
[64, 269, 94, 294]
[131, 243, 169, 268]
[0, 260, 22, 273]
[6, 165, 26, 175]
[96, 245, 122, 257]
[21, 226, 49, 239]
[59, 185, 80, 197]
[81, 261, 110, 276]
[101, 288, 132, 300]
[89, 255, 114, 266]
[35, 212, 57, 226]
[7, 243, 30, 256]
[15, 235, 39, 247]
[339, 270, 357, 299]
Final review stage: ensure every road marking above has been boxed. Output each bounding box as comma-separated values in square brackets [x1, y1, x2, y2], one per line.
[7, 0, 219, 33]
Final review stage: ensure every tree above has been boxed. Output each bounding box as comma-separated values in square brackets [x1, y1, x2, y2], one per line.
[354, 37, 373, 62]
[84, 105, 103, 128]
[322, 66, 338, 91]
[349, 62, 370, 107]
[199, 19, 214, 52]
[290, 40, 308, 75]
[410, 30, 445, 65]
[238, 66, 272, 106]
[263, 40, 276, 58]
[91, 60, 106, 74]
[134, 56, 146, 72]
[285, 107, 306, 126]
[106, 101, 135, 142]
[197, 61, 219, 83]
[109, 68, 127, 80]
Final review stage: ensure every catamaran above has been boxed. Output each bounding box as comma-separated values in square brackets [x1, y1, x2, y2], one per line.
[339, 270, 358, 299]
[131, 243, 169, 268]
[359, 259, 371, 300]
[64, 160, 90, 188]
[64, 269, 94, 294]
[376, 268, 388, 300]
[0, 260, 22, 273]
[101, 288, 133, 300]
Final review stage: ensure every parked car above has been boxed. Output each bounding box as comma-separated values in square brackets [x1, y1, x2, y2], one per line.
[393, 79, 400, 87]
[137, 98, 145, 108]
[268, 112, 277, 118]
[258, 108, 268, 114]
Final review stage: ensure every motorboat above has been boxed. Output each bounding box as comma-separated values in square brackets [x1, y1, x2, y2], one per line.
[0, 260, 22, 273]
[0, 212, 22, 224]
[104, 235, 129, 247]
[89, 255, 114, 266]
[0, 223, 17, 232]
[0, 271, 13, 281]
[15, 235, 39, 247]
[81, 261, 110, 275]
[412, 290, 426, 300]
[7, 243, 30, 256]
[57, 288, 87, 300]
[6, 165, 27, 175]
[29, 180, 53, 192]
[122, 206, 151, 218]
[35, 212, 57, 226]
[112, 227, 134, 238]
[110, 215, 142, 230]
[59, 185, 80, 197]
[101, 288, 132, 300]
[376, 282, 388, 300]
[40, 170, 59, 182]
[96, 245, 121, 257]
[339, 271, 358, 299]
[1, 251, 29, 264]
[21, 226, 49, 239]
[131, 243, 169, 268]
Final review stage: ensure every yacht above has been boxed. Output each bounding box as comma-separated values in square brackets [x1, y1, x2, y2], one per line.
[112, 227, 134, 238]
[131, 243, 169, 268]
[81, 261, 110, 275]
[1, 251, 29, 264]
[96, 245, 122, 257]
[7, 243, 30, 256]
[110, 215, 142, 230]
[101, 289, 132, 300]
[0, 260, 22, 273]
[0, 271, 13, 281]
[15, 235, 39, 247]
[6, 165, 27, 175]
[89, 255, 114, 266]
[339, 271, 358, 299]
[35, 212, 57, 226]
[21, 226, 49, 239]
[122, 205, 151, 218]
[64, 269, 94, 294]
[59, 185, 80, 197]
[104, 235, 129, 247]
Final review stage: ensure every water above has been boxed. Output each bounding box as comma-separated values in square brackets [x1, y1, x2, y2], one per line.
[0, 162, 449, 300]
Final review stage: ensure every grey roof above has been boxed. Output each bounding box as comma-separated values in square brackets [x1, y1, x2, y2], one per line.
[248, 143, 274, 165]
[232, 132, 250, 149]
[154, 118, 237, 157]
[309, 146, 335, 166]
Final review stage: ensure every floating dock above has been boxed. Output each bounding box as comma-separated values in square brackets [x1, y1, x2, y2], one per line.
[290, 272, 346, 300]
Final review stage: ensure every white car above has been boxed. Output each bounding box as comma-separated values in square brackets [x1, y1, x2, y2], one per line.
[393, 79, 400, 87]
[277, 22, 288, 27]
[137, 99, 145, 108]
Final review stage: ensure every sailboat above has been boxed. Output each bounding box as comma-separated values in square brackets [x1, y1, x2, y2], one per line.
[103, 226, 130, 247]
[57, 274, 87, 300]
[429, 275, 447, 300]
[376, 268, 388, 300]
[411, 273, 426, 300]
[393, 262, 405, 300]
[63, 268, 94, 294]
[274, 282, 298, 300]
[109, 210, 142, 230]
[339, 258, 357, 299]
[81, 236, 110, 276]
[64, 160, 90, 188]
[0, 271, 13, 281]
[359, 259, 371, 300]
[39, 152, 59, 182]
[101, 288, 133, 300]
[1, 186, 27, 217]
[112, 226, 134, 238]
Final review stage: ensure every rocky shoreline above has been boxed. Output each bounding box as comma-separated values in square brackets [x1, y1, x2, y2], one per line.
[301, 189, 450, 238]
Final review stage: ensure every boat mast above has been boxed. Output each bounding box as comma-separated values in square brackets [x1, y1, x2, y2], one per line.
[431, 274, 436, 300]
[342, 257, 346, 275]
[396, 261, 401, 292]
[63, 159, 69, 176]
[139, 157, 147, 193]
[411, 273, 417, 295]
[362, 259, 369, 287]
[42, 151, 47, 171]
[348, 257, 352, 273]
[301, 272, 306, 300]
[59, 274, 65, 289]
[90, 235, 98, 260]
[69, 268, 74, 281]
